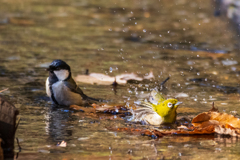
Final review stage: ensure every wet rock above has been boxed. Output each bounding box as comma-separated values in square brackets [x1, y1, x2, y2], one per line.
[0, 95, 19, 159]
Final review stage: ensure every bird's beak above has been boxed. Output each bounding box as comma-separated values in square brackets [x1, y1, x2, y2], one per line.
[175, 102, 182, 106]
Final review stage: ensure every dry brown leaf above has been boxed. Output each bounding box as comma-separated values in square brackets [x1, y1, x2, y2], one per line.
[189, 102, 240, 137]
[173, 125, 215, 135]
[215, 125, 240, 137]
[111, 127, 171, 138]
[92, 103, 115, 111]
[9, 18, 34, 25]
[70, 103, 130, 121]
[110, 125, 215, 139]
[192, 120, 220, 128]
[0, 88, 8, 93]
[57, 141, 67, 147]
[177, 125, 189, 130]
[192, 111, 240, 129]
[70, 105, 96, 113]
[108, 103, 240, 138]
[72, 102, 240, 138]
[92, 103, 136, 112]
[192, 112, 211, 123]
[75, 72, 154, 85]
[195, 51, 229, 60]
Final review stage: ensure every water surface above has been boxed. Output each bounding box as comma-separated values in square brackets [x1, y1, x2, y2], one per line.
[1, 0, 240, 159]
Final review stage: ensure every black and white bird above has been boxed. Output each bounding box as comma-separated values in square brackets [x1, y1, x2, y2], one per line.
[46, 59, 100, 106]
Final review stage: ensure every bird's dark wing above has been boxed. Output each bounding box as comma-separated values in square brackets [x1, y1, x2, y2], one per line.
[63, 77, 101, 102]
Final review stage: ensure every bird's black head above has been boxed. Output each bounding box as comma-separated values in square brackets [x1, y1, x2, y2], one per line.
[47, 60, 71, 72]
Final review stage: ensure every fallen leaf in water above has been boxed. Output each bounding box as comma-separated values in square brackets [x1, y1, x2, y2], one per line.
[174, 93, 189, 98]
[191, 102, 240, 129]
[92, 103, 132, 114]
[0, 88, 8, 93]
[70, 103, 130, 121]
[107, 102, 240, 138]
[75, 71, 154, 85]
[9, 18, 34, 25]
[175, 102, 240, 136]
[196, 51, 229, 60]
[192, 112, 211, 123]
[144, 12, 150, 18]
[110, 127, 171, 138]
[143, 71, 154, 79]
[70, 105, 96, 113]
[173, 125, 215, 135]
[57, 141, 67, 147]
[71, 100, 240, 139]
[177, 125, 189, 130]
[215, 125, 240, 137]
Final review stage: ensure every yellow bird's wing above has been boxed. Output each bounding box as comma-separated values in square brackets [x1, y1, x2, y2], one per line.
[134, 89, 166, 109]
[149, 89, 166, 104]
[131, 102, 163, 126]
[131, 106, 158, 125]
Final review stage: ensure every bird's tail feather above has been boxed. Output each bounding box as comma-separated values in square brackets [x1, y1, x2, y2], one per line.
[83, 94, 108, 103]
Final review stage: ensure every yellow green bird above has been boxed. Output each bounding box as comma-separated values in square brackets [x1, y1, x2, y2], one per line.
[132, 90, 182, 126]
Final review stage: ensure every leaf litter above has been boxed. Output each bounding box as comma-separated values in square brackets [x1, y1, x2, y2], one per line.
[70, 76, 240, 139]
[70, 101, 240, 139]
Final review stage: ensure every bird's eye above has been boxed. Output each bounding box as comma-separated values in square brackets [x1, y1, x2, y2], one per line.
[168, 102, 173, 108]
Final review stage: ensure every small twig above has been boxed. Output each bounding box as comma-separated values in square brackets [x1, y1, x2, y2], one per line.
[0, 88, 8, 93]
[112, 77, 118, 95]
[209, 102, 219, 112]
[16, 138, 22, 152]
[160, 77, 170, 86]
[153, 143, 158, 155]
[15, 117, 21, 133]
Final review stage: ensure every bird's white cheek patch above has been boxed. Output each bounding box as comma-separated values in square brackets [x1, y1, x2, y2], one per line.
[45, 77, 51, 97]
[54, 70, 69, 81]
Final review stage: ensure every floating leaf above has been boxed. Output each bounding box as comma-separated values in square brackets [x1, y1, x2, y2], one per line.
[214, 125, 240, 137]
[70, 105, 96, 113]
[75, 72, 154, 85]
[72, 101, 240, 139]
[108, 102, 240, 138]
[191, 102, 240, 130]
[0, 88, 8, 93]
[57, 141, 67, 147]
[9, 18, 34, 26]
[93, 103, 136, 111]
[109, 127, 171, 139]
[173, 125, 215, 135]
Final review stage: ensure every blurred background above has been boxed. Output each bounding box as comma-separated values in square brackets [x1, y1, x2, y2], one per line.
[1, 0, 240, 159]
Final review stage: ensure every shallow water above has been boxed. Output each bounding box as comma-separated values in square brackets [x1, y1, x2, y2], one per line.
[1, 0, 240, 159]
